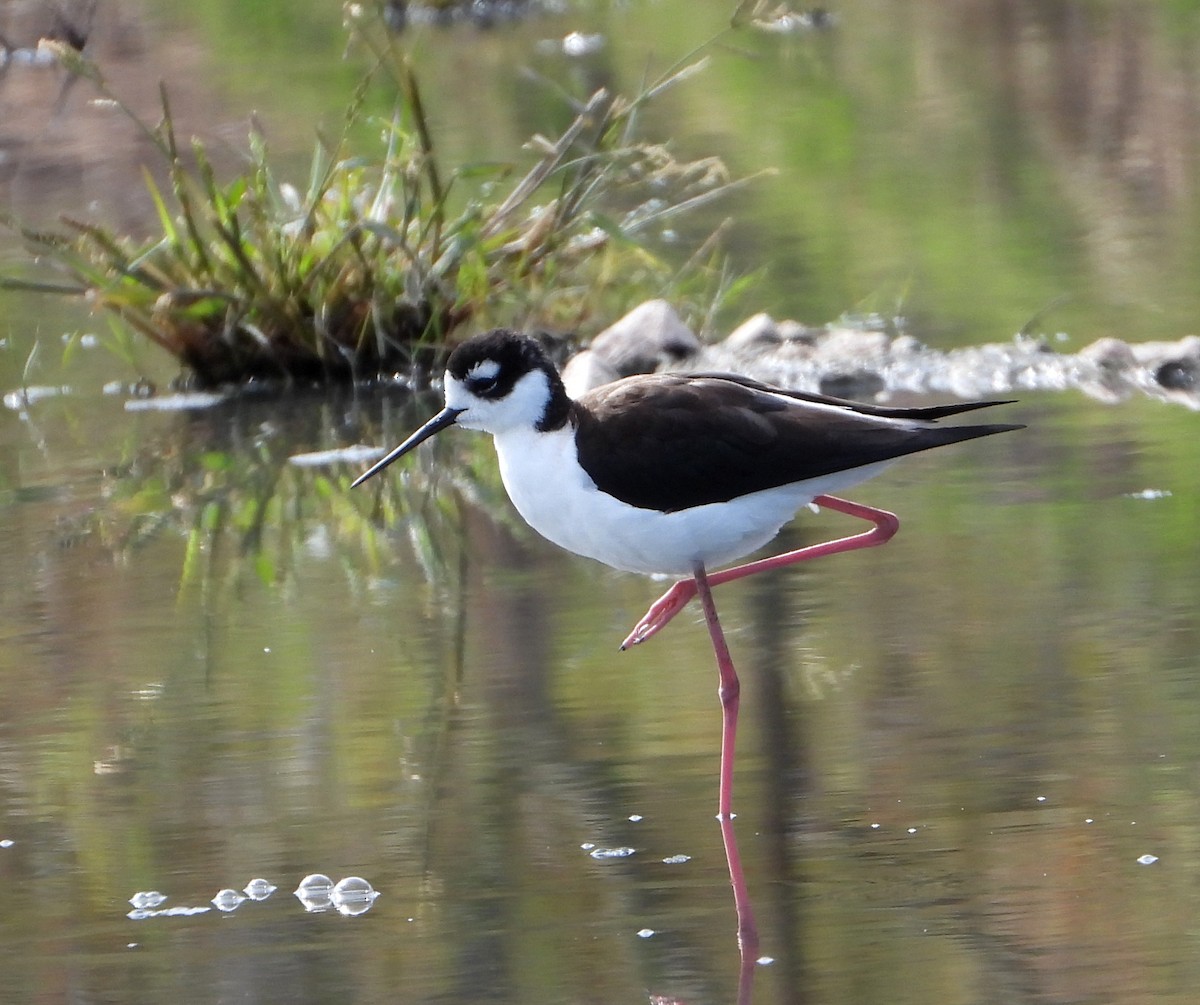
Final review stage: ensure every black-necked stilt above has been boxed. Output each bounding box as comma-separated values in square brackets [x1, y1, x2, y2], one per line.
[353, 327, 1022, 946]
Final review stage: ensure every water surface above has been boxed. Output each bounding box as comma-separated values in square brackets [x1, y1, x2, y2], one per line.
[3, 3, 1200, 1004]
[3, 386, 1199, 1004]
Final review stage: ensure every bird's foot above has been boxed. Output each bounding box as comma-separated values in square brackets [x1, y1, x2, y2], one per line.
[619, 579, 698, 649]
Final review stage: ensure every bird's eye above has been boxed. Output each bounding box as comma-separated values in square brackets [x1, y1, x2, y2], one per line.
[468, 375, 499, 396]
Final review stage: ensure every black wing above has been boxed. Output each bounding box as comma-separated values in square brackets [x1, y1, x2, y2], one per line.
[572, 373, 1021, 512]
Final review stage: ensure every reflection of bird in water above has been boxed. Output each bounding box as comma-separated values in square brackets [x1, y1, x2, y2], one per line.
[354, 327, 1023, 949]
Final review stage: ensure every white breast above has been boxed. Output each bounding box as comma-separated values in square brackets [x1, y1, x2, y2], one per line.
[491, 425, 893, 576]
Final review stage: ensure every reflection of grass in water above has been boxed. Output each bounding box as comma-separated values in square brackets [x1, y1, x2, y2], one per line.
[86, 391, 511, 597]
[2, 14, 755, 388]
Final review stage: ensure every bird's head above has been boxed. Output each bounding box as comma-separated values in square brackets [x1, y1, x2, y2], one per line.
[351, 329, 568, 488]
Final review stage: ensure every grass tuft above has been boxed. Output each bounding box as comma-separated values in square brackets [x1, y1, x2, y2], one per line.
[3, 21, 756, 388]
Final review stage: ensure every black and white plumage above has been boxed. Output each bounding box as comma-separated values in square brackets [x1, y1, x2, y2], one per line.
[353, 328, 1021, 577]
[571, 372, 1015, 513]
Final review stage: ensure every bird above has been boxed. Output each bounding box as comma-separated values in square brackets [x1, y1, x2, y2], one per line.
[354, 328, 1021, 630]
[352, 326, 1022, 947]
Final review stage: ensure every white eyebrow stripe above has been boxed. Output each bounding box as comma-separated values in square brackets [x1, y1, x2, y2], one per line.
[467, 360, 501, 381]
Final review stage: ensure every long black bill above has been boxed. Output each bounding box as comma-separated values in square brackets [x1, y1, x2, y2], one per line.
[351, 407, 464, 488]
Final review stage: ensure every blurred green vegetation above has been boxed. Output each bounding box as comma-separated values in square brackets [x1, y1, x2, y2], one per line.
[6, 0, 1200, 364]
[122, 0, 1200, 349]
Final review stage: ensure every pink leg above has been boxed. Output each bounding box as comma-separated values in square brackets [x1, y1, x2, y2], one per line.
[693, 562, 759, 956]
[620, 494, 899, 649]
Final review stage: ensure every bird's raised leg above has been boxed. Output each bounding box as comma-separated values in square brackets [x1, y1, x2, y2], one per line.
[620, 495, 900, 649]
[693, 561, 759, 956]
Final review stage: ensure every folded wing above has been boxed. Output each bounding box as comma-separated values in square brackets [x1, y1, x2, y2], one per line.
[573, 374, 1021, 512]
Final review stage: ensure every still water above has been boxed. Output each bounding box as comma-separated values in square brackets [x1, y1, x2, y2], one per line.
[3, 2, 1200, 1004]
[3, 369, 1199, 1004]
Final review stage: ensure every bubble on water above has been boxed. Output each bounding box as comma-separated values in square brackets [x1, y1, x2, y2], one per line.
[295, 873, 334, 896]
[756, 956, 775, 966]
[332, 877, 378, 902]
[1137, 854, 1159, 865]
[212, 889, 247, 912]
[0, 839, 14, 848]
[589, 846, 636, 860]
[294, 873, 336, 912]
[580, 842, 596, 851]
[662, 854, 691, 865]
[331, 877, 379, 917]
[628, 814, 643, 822]
[243, 878, 277, 900]
[637, 928, 655, 938]
[129, 891, 168, 910]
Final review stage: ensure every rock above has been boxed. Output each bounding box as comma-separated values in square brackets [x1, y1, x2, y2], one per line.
[1126, 334, 1200, 366]
[1148, 335, 1200, 391]
[724, 314, 821, 353]
[818, 370, 886, 400]
[1152, 335, 1200, 390]
[565, 309, 1200, 406]
[1079, 337, 1137, 373]
[587, 300, 701, 376]
[1080, 334, 1200, 394]
[724, 313, 781, 351]
[561, 348, 621, 397]
[1156, 355, 1199, 391]
[890, 334, 924, 356]
[777, 320, 822, 346]
[814, 326, 891, 360]
[1075, 337, 1138, 402]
